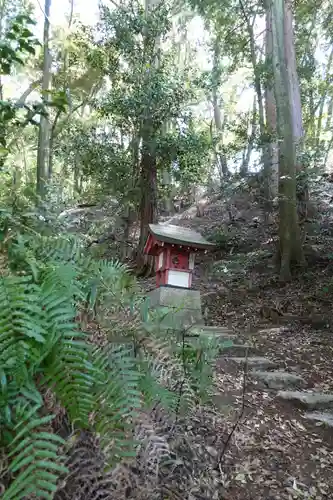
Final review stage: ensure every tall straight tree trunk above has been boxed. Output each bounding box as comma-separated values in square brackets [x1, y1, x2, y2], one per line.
[48, 0, 74, 178]
[325, 97, 333, 133]
[0, 0, 8, 102]
[138, 122, 158, 249]
[240, 95, 256, 176]
[284, 0, 304, 147]
[284, 0, 308, 222]
[36, 0, 52, 199]
[315, 48, 333, 155]
[239, 2, 271, 210]
[212, 38, 228, 179]
[323, 97, 333, 168]
[137, 0, 160, 269]
[271, 0, 304, 280]
[264, 7, 278, 200]
[212, 87, 228, 178]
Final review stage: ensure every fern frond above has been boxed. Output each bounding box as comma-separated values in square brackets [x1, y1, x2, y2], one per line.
[3, 405, 67, 500]
[139, 368, 178, 414]
[142, 337, 196, 415]
[0, 378, 43, 433]
[29, 234, 85, 265]
[179, 336, 219, 401]
[92, 344, 142, 465]
[0, 275, 47, 380]
[87, 258, 135, 311]
[43, 330, 95, 427]
[134, 415, 171, 480]
[36, 267, 95, 426]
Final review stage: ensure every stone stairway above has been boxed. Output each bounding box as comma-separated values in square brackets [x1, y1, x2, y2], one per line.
[140, 321, 333, 428]
[188, 324, 333, 429]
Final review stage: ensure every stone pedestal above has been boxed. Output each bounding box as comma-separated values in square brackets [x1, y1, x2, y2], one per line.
[145, 286, 203, 330]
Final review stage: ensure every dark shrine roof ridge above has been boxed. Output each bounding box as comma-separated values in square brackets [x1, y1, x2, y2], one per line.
[148, 223, 215, 249]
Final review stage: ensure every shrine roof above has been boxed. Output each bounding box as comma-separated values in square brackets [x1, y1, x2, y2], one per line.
[148, 223, 215, 249]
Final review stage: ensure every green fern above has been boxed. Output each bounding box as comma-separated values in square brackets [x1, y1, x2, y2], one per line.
[39, 266, 95, 426]
[141, 336, 197, 414]
[0, 228, 219, 498]
[139, 368, 178, 413]
[3, 405, 67, 500]
[92, 343, 142, 465]
[0, 275, 47, 380]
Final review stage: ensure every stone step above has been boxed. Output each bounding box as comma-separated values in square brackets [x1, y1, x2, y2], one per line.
[222, 343, 254, 355]
[185, 325, 240, 347]
[188, 325, 235, 337]
[142, 321, 238, 351]
[225, 356, 278, 370]
[141, 322, 204, 334]
[250, 371, 306, 390]
[142, 322, 236, 338]
[277, 391, 333, 410]
[183, 337, 234, 349]
[304, 411, 333, 427]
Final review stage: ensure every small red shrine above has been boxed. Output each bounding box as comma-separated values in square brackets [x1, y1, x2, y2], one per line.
[144, 224, 215, 289]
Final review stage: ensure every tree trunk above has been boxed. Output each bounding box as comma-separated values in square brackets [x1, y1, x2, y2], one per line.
[48, 0, 74, 178]
[239, 2, 271, 209]
[48, 109, 61, 179]
[323, 97, 333, 168]
[137, 0, 160, 271]
[315, 48, 333, 156]
[284, 0, 308, 222]
[284, 1, 304, 146]
[240, 95, 256, 176]
[325, 97, 333, 133]
[36, 0, 52, 199]
[271, 0, 304, 281]
[211, 37, 228, 179]
[139, 152, 157, 250]
[137, 124, 158, 271]
[264, 7, 279, 200]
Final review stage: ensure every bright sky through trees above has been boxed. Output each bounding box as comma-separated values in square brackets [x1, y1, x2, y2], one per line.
[33, 0, 99, 35]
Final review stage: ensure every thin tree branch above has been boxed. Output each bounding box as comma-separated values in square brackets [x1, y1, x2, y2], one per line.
[16, 79, 42, 106]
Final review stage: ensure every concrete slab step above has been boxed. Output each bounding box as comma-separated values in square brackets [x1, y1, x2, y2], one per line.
[185, 325, 241, 347]
[304, 411, 333, 427]
[225, 356, 278, 370]
[183, 337, 234, 349]
[222, 343, 254, 355]
[250, 371, 306, 390]
[277, 391, 333, 410]
[188, 325, 235, 337]
[256, 327, 287, 336]
[142, 323, 237, 338]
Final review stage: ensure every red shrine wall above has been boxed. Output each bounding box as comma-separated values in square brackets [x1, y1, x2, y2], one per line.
[155, 246, 195, 288]
[145, 233, 199, 288]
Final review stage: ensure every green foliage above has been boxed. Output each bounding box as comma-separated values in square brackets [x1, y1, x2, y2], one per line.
[56, 0, 212, 206]
[0, 13, 40, 160]
[0, 14, 38, 75]
[158, 123, 213, 184]
[0, 207, 220, 496]
[92, 343, 142, 464]
[3, 409, 67, 499]
[208, 227, 231, 249]
[0, 227, 136, 495]
[178, 335, 220, 402]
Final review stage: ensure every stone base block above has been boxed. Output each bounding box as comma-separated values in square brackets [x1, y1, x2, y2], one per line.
[145, 286, 203, 330]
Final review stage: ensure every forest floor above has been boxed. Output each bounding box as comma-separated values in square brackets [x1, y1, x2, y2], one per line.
[146, 191, 333, 500]
[73, 187, 333, 499]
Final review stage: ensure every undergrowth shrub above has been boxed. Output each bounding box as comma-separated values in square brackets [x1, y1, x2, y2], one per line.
[207, 226, 238, 250]
[0, 210, 221, 499]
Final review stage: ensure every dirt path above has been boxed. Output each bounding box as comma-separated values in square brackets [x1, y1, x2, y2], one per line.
[214, 323, 333, 500]
[165, 203, 333, 499]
